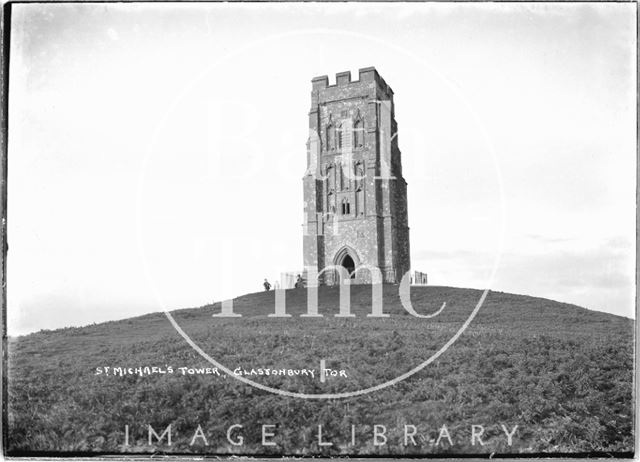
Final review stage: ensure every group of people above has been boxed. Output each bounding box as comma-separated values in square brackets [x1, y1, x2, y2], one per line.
[263, 274, 305, 291]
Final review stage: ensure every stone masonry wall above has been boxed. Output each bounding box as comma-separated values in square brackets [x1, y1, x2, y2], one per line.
[303, 67, 410, 284]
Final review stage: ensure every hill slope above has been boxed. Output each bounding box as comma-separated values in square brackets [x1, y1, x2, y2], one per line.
[7, 285, 635, 456]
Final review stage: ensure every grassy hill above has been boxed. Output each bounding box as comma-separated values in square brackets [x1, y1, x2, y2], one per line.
[6, 285, 635, 456]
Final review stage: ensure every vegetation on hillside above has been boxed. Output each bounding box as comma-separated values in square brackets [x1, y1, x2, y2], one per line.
[6, 285, 634, 456]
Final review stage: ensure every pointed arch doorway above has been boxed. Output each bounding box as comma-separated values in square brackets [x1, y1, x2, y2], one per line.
[340, 254, 356, 279]
[334, 246, 359, 281]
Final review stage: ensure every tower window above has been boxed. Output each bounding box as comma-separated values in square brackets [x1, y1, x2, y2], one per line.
[341, 199, 351, 215]
[354, 120, 364, 147]
[326, 124, 336, 151]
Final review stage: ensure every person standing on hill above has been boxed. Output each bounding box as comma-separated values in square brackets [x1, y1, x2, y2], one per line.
[263, 279, 272, 291]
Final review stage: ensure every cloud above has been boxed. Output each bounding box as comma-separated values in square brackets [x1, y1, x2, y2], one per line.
[107, 27, 119, 41]
[413, 235, 634, 318]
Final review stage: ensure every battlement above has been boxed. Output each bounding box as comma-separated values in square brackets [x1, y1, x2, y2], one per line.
[311, 67, 394, 95]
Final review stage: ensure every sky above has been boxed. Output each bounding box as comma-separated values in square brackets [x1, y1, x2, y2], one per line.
[7, 2, 637, 336]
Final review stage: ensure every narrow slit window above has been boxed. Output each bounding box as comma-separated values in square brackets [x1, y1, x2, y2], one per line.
[327, 124, 335, 151]
[354, 120, 364, 147]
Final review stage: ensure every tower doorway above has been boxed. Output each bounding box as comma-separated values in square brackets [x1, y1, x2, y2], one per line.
[341, 254, 356, 279]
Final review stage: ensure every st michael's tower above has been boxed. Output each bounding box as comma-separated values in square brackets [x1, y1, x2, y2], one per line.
[303, 67, 410, 284]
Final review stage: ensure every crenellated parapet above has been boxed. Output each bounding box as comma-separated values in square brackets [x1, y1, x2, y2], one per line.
[311, 67, 394, 100]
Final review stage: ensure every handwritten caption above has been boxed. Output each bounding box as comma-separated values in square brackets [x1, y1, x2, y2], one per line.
[94, 366, 348, 378]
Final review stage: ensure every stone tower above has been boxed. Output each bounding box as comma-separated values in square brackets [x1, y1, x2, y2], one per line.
[303, 67, 410, 284]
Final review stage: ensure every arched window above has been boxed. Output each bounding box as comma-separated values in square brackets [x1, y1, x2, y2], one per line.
[337, 123, 343, 151]
[340, 198, 351, 215]
[354, 119, 364, 148]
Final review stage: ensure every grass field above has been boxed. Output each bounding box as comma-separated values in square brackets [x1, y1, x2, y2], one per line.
[6, 285, 635, 456]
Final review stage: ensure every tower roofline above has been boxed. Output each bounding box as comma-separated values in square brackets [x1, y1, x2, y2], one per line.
[311, 67, 394, 95]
